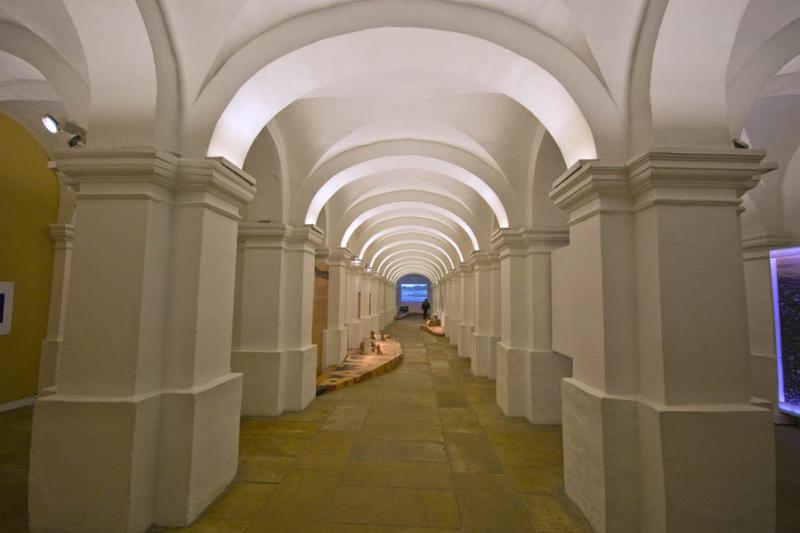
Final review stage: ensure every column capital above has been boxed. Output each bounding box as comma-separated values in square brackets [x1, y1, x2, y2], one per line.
[318, 247, 352, 266]
[469, 251, 493, 270]
[549, 160, 628, 215]
[626, 148, 771, 208]
[285, 224, 323, 251]
[490, 228, 529, 258]
[177, 157, 256, 210]
[48, 223, 75, 249]
[742, 232, 795, 260]
[54, 146, 179, 201]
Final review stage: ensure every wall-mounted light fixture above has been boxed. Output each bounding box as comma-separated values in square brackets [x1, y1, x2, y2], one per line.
[41, 114, 85, 147]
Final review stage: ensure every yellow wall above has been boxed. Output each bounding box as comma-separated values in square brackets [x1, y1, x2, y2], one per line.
[0, 113, 58, 404]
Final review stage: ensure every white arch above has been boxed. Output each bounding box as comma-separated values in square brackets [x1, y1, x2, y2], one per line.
[201, 26, 606, 168]
[306, 155, 509, 228]
[380, 253, 448, 279]
[393, 266, 438, 284]
[360, 225, 465, 265]
[377, 248, 450, 276]
[371, 240, 456, 270]
[341, 201, 480, 251]
[383, 255, 445, 280]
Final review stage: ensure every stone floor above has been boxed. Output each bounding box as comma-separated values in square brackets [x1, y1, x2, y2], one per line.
[2, 318, 800, 532]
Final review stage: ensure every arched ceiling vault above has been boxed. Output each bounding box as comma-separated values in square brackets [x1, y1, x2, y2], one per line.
[370, 239, 457, 271]
[360, 226, 465, 265]
[377, 248, 451, 277]
[350, 217, 472, 262]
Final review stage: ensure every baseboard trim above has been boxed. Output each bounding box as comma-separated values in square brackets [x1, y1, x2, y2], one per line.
[0, 395, 36, 413]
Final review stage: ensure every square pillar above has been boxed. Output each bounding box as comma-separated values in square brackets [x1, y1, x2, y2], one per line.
[232, 224, 322, 416]
[345, 262, 361, 348]
[472, 252, 499, 378]
[447, 271, 462, 346]
[29, 149, 255, 532]
[550, 150, 776, 533]
[369, 272, 381, 333]
[321, 248, 350, 368]
[38, 223, 74, 394]
[458, 264, 475, 360]
[526, 231, 572, 424]
[492, 230, 531, 417]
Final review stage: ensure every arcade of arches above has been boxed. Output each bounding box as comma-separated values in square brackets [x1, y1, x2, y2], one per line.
[1, 1, 800, 531]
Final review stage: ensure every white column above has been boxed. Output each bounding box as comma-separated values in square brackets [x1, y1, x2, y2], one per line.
[472, 252, 498, 378]
[322, 248, 350, 368]
[550, 150, 775, 533]
[29, 150, 255, 532]
[369, 272, 380, 333]
[232, 224, 323, 416]
[358, 267, 371, 341]
[458, 264, 475, 360]
[490, 253, 501, 379]
[448, 271, 462, 346]
[37, 223, 74, 394]
[491, 230, 530, 416]
[526, 231, 572, 424]
[345, 262, 361, 348]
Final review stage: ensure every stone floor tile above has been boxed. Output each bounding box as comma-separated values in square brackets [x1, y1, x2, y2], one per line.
[351, 438, 448, 462]
[360, 421, 445, 442]
[247, 471, 340, 530]
[434, 389, 470, 408]
[238, 435, 310, 458]
[504, 464, 564, 494]
[296, 447, 351, 472]
[363, 410, 441, 427]
[522, 493, 592, 532]
[452, 473, 535, 532]
[327, 486, 461, 528]
[237, 457, 296, 484]
[445, 432, 504, 474]
[240, 419, 321, 437]
[439, 407, 482, 433]
[155, 517, 250, 532]
[340, 459, 453, 489]
[322, 405, 370, 431]
[205, 483, 276, 520]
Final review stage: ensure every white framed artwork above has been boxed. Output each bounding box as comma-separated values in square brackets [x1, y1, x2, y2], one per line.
[0, 282, 14, 335]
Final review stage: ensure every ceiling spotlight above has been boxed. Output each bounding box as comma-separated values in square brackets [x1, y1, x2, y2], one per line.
[41, 114, 86, 147]
[42, 114, 59, 134]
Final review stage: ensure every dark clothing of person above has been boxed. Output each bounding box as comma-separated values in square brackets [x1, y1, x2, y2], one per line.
[421, 300, 431, 319]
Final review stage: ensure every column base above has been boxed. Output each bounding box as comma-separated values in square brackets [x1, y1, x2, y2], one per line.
[346, 321, 360, 349]
[562, 378, 775, 533]
[28, 374, 242, 532]
[37, 339, 62, 393]
[359, 317, 372, 343]
[232, 346, 317, 416]
[495, 343, 528, 416]
[528, 350, 572, 424]
[322, 328, 347, 368]
[445, 318, 461, 346]
[472, 333, 499, 379]
[458, 323, 474, 359]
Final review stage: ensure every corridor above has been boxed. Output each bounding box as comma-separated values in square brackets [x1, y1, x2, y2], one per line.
[155, 318, 590, 532]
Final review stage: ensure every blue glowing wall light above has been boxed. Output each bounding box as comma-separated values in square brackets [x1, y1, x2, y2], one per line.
[770, 246, 800, 416]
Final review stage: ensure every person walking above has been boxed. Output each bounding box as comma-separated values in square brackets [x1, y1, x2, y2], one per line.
[421, 298, 431, 320]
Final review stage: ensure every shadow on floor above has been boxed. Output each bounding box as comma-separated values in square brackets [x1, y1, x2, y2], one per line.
[3, 320, 799, 532]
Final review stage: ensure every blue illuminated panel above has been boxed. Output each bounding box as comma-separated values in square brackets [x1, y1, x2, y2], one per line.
[400, 283, 428, 302]
[770, 247, 800, 416]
